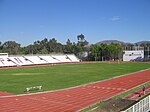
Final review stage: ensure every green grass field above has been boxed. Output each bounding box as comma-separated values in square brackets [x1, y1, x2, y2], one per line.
[0, 62, 150, 94]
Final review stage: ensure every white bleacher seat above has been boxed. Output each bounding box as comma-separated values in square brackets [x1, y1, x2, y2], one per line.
[7, 57, 19, 66]
[39, 56, 59, 63]
[0, 54, 79, 67]
[16, 56, 34, 66]
[0, 57, 17, 67]
[51, 55, 71, 63]
[13, 57, 24, 65]
[0, 58, 5, 67]
[67, 54, 80, 62]
[23, 56, 48, 65]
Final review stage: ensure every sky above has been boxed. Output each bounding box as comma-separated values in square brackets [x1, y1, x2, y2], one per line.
[0, 0, 150, 46]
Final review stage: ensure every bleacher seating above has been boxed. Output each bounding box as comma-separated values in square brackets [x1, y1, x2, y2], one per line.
[15, 56, 33, 66]
[23, 56, 49, 65]
[67, 54, 80, 62]
[51, 55, 71, 63]
[0, 54, 80, 67]
[0, 57, 17, 67]
[39, 55, 61, 63]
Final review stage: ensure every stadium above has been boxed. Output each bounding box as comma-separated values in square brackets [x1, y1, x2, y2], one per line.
[0, 52, 150, 112]
[1, 0, 150, 112]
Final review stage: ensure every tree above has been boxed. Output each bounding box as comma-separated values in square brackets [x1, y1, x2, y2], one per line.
[2, 41, 21, 54]
[101, 43, 122, 61]
[0, 41, 2, 52]
[64, 39, 73, 53]
[77, 34, 88, 46]
[47, 38, 63, 53]
[76, 34, 89, 59]
[41, 47, 48, 54]
[91, 45, 101, 61]
[77, 34, 84, 41]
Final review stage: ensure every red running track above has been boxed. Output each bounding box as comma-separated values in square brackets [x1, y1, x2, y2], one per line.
[0, 69, 150, 112]
[125, 85, 150, 101]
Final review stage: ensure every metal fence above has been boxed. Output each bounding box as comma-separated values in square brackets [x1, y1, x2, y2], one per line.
[121, 95, 150, 112]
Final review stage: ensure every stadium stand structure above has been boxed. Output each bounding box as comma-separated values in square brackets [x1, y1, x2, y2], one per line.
[0, 54, 80, 67]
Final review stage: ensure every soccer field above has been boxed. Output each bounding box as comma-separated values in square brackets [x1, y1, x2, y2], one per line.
[0, 62, 150, 94]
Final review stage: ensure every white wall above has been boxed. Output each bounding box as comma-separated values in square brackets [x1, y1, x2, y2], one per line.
[123, 50, 144, 61]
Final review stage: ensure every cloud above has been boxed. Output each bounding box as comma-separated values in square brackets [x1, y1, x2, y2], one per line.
[111, 16, 120, 21]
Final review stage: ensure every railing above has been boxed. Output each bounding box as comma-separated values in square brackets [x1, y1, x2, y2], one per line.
[121, 95, 150, 112]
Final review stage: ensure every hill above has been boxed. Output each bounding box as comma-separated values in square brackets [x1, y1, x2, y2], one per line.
[96, 40, 125, 45]
[96, 40, 150, 45]
[135, 41, 150, 45]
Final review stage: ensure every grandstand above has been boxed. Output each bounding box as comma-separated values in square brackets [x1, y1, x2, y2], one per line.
[0, 53, 80, 67]
[0, 53, 149, 112]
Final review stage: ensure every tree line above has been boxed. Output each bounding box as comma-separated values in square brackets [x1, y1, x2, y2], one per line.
[0, 34, 149, 61]
[0, 34, 88, 56]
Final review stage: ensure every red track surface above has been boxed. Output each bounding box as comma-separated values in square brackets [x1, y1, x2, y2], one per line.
[0, 69, 150, 112]
[0, 92, 15, 97]
[125, 85, 150, 101]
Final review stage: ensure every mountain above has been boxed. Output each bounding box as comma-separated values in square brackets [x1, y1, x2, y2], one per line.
[96, 40, 150, 45]
[135, 41, 150, 45]
[96, 40, 125, 45]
